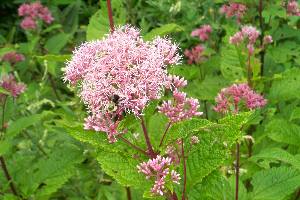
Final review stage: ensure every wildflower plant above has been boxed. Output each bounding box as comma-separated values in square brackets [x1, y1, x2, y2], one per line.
[64, 23, 251, 199]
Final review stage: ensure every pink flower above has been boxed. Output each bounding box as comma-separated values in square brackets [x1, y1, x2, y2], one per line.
[191, 25, 212, 41]
[137, 155, 180, 196]
[18, 2, 53, 30]
[287, 0, 300, 16]
[190, 135, 200, 145]
[165, 75, 187, 90]
[158, 90, 202, 123]
[263, 35, 273, 45]
[214, 83, 267, 114]
[184, 44, 205, 64]
[2, 52, 25, 65]
[0, 75, 26, 98]
[65, 25, 180, 142]
[220, 2, 247, 22]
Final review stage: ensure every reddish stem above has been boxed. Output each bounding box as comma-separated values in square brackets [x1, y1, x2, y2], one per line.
[181, 139, 187, 200]
[125, 187, 132, 200]
[141, 117, 156, 158]
[235, 142, 240, 200]
[106, 0, 115, 32]
[159, 122, 171, 147]
[117, 135, 149, 157]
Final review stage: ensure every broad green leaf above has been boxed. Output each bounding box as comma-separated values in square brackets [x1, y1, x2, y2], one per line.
[168, 65, 200, 80]
[86, 0, 126, 41]
[0, 140, 11, 155]
[290, 107, 300, 121]
[269, 68, 300, 101]
[189, 171, 248, 200]
[251, 148, 300, 170]
[143, 23, 184, 41]
[61, 0, 80, 33]
[44, 33, 70, 54]
[220, 45, 245, 80]
[35, 54, 71, 63]
[265, 118, 300, 146]
[250, 167, 300, 200]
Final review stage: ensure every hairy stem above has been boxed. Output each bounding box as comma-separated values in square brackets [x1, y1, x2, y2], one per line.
[117, 135, 148, 157]
[181, 139, 187, 200]
[235, 142, 240, 200]
[140, 117, 156, 158]
[159, 122, 171, 147]
[106, 0, 115, 32]
[125, 187, 132, 200]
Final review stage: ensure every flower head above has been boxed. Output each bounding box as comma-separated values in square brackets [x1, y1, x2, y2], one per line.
[1, 52, 25, 65]
[65, 25, 180, 142]
[137, 155, 180, 196]
[18, 2, 53, 30]
[220, 3, 247, 22]
[184, 44, 205, 64]
[191, 25, 212, 41]
[214, 83, 267, 114]
[0, 74, 26, 98]
[287, 0, 300, 16]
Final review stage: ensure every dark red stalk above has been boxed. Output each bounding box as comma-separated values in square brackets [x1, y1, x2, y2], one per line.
[181, 139, 187, 200]
[0, 96, 18, 196]
[140, 117, 156, 158]
[258, 0, 265, 77]
[125, 187, 132, 200]
[159, 122, 171, 147]
[117, 135, 149, 157]
[106, 0, 115, 32]
[235, 142, 240, 200]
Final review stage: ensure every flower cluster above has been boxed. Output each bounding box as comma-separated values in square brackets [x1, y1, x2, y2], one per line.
[214, 83, 267, 114]
[0, 74, 26, 98]
[137, 155, 180, 195]
[191, 25, 212, 41]
[230, 26, 272, 55]
[184, 45, 205, 64]
[1, 52, 25, 65]
[18, 2, 53, 30]
[64, 25, 180, 142]
[220, 2, 247, 22]
[287, 0, 300, 16]
[159, 76, 202, 123]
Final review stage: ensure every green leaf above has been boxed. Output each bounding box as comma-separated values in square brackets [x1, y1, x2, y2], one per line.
[220, 45, 245, 80]
[269, 68, 300, 101]
[189, 171, 248, 200]
[251, 148, 300, 170]
[86, 0, 126, 41]
[265, 118, 300, 146]
[44, 33, 70, 54]
[290, 107, 300, 121]
[0, 140, 11, 156]
[6, 113, 47, 139]
[143, 23, 184, 41]
[250, 167, 300, 200]
[35, 54, 71, 62]
[0, 87, 10, 96]
[96, 150, 149, 189]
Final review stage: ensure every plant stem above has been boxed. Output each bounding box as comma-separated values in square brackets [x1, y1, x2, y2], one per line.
[204, 100, 209, 119]
[235, 142, 240, 200]
[106, 0, 114, 32]
[0, 96, 18, 197]
[125, 187, 132, 200]
[140, 117, 156, 158]
[181, 139, 186, 200]
[258, 0, 265, 77]
[159, 122, 171, 147]
[48, 74, 61, 101]
[117, 135, 148, 157]
[247, 52, 252, 88]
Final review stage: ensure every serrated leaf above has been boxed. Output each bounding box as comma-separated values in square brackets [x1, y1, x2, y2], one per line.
[143, 23, 184, 41]
[251, 167, 300, 200]
[251, 148, 300, 170]
[265, 118, 300, 146]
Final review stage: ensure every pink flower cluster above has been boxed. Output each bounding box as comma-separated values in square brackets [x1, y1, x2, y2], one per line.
[191, 25, 212, 41]
[137, 155, 180, 195]
[230, 26, 272, 55]
[64, 26, 180, 142]
[214, 83, 267, 114]
[159, 76, 202, 123]
[0, 75, 26, 98]
[18, 2, 53, 30]
[1, 52, 25, 65]
[184, 45, 205, 64]
[287, 0, 300, 16]
[220, 2, 247, 22]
